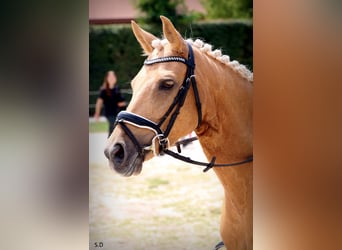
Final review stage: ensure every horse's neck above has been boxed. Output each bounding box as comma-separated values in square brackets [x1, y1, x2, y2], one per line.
[194, 51, 253, 192]
[190, 45, 253, 250]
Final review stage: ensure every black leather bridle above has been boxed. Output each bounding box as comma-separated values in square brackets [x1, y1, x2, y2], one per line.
[115, 42, 253, 172]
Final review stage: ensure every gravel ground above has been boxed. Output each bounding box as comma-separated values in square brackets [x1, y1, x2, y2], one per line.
[90, 133, 225, 250]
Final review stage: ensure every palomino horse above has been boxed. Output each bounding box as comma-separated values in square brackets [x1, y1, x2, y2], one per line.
[105, 16, 253, 250]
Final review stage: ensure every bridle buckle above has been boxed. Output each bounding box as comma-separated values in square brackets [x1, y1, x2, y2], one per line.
[144, 134, 170, 156]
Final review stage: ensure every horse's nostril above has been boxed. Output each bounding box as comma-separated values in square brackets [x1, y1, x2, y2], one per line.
[104, 148, 110, 159]
[112, 143, 125, 163]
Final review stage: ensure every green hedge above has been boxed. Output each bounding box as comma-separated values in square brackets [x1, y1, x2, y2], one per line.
[89, 20, 252, 115]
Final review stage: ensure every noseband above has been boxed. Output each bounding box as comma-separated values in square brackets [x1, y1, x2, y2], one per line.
[115, 42, 253, 172]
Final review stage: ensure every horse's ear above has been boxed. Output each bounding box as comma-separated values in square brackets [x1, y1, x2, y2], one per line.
[131, 20, 157, 55]
[160, 15, 186, 54]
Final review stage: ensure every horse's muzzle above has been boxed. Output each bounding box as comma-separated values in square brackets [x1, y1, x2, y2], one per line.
[104, 139, 144, 177]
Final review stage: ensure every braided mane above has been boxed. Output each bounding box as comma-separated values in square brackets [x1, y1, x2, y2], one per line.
[150, 38, 253, 83]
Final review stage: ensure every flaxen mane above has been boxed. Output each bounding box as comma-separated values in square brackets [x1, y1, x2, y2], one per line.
[150, 38, 253, 82]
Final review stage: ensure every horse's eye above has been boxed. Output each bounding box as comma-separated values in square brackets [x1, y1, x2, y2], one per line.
[159, 80, 175, 90]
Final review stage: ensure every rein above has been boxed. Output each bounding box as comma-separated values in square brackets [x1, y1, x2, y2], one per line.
[115, 42, 253, 172]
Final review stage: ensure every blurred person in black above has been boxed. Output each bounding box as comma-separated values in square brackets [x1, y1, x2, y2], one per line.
[94, 70, 126, 137]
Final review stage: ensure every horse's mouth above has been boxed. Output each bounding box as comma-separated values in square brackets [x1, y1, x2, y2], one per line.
[108, 151, 144, 177]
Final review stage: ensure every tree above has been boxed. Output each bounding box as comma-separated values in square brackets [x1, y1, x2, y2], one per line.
[134, 0, 200, 30]
[201, 0, 252, 19]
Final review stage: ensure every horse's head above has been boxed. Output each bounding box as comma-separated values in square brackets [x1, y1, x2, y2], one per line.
[104, 16, 200, 176]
